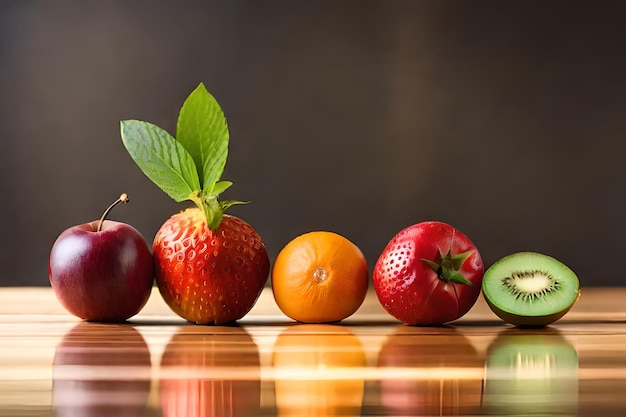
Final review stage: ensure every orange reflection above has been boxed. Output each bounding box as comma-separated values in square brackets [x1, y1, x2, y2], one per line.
[159, 326, 261, 417]
[377, 326, 484, 416]
[272, 324, 366, 416]
[52, 322, 151, 417]
[482, 329, 578, 416]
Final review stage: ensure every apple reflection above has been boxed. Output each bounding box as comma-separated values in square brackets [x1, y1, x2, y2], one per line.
[159, 326, 261, 417]
[482, 329, 579, 416]
[272, 324, 366, 416]
[377, 326, 484, 416]
[52, 322, 152, 417]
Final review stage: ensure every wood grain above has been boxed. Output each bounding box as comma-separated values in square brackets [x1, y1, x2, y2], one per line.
[0, 287, 624, 416]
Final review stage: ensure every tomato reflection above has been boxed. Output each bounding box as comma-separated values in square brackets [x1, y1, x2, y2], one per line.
[377, 326, 483, 416]
[52, 322, 151, 417]
[159, 326, 261, 417]
[272, 324, 366, 416]
[482, 329, 578, 416]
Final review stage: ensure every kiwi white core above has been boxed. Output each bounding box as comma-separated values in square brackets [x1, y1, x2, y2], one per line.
[502, 271, 557, 300]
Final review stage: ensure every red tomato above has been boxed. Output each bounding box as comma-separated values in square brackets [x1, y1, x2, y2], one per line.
[373, 221, 484, 325]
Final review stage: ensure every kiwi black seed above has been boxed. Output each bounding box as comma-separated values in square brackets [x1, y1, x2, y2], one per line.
[482, 252, 580, 327]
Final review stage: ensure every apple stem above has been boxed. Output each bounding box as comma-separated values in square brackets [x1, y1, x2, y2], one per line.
[97, 193, 129, 232]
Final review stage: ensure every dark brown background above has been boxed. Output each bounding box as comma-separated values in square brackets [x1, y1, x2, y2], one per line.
[1, 0, 624, 286]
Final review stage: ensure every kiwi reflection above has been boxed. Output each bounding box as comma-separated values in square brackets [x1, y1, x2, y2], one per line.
[52, 322, 152, 417]
[272, 324, 366, 416]
[377, 326, 484, 416]
[159, 326, 261, 417]
[482, 329, 579, 416]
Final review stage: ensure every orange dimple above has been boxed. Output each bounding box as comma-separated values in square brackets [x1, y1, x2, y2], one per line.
[271, 231, 369, 323]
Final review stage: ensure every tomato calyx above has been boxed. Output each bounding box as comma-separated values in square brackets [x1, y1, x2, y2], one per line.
[421, 248, 474, 286]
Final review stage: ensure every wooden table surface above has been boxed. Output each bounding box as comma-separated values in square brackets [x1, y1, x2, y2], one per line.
[0, 286, 625, 416]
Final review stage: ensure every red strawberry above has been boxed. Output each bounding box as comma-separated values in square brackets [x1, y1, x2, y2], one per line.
[121, 83, 270, 324]
[153, 208, 269, 325]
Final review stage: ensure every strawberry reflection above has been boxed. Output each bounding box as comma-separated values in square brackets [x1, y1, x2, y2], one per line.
[52, 322, 152, 417]
[482, 329, 578, 416]
[272, 324, 366, 416]
[159, 326, 261, 417]
[377, 326, 483, 416]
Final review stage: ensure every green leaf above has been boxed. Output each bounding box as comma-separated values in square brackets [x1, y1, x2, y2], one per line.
[120, 120, 201, 202]
[219, 199, 249, 212]
[209, 180, 233, 196]
[176, 82, 229, 190]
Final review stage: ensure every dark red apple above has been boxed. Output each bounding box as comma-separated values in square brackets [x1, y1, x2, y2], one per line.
[48, 194, 154, 322]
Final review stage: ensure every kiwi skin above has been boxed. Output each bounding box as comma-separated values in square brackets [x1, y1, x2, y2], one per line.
[484, 292, 580, 327]
[482, 252, 581, 327]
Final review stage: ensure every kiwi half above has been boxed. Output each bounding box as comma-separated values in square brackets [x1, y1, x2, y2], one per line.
[482, 252, 580, 327]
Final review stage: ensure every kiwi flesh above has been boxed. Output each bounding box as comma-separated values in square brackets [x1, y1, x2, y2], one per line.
[482, 252, 580, 327]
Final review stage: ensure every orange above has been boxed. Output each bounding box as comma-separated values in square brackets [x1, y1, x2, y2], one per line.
[271, 231, 368, 323]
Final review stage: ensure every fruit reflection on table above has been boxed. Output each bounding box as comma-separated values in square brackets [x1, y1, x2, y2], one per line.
[377, 325, 484, 416]
[52, 322, 152, 417]
[159, 326, 261, 417]
[482, 328, 579, 416]
[49, 319, 589, 416]
[272, 324, 367, 416]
